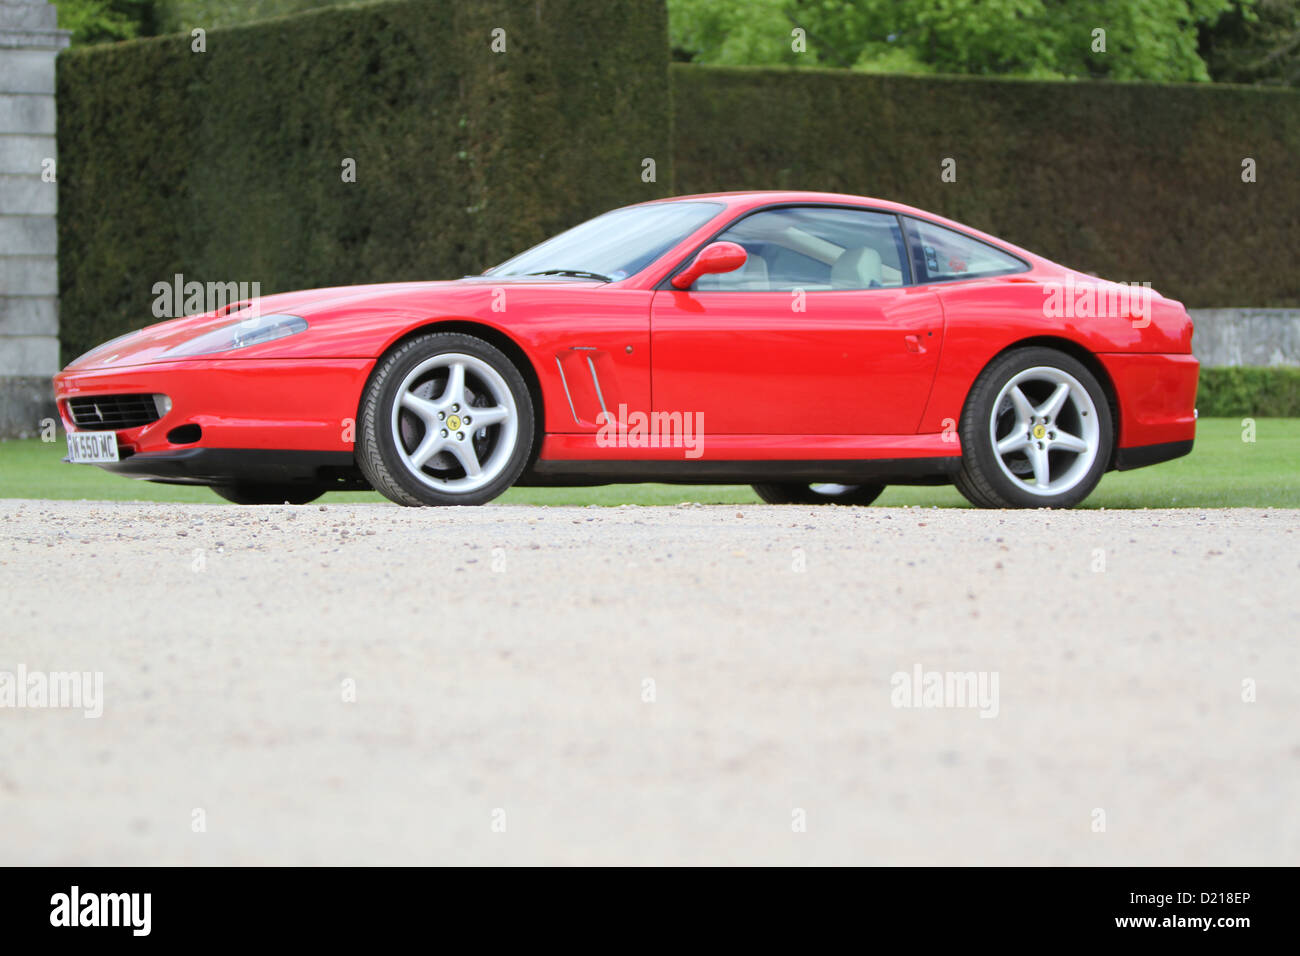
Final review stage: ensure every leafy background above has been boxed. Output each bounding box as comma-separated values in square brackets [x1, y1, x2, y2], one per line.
[58, 0, 1300, 86]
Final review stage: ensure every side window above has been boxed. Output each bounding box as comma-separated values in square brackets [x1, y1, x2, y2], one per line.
[694, 206, 910, 292]
[905, 218, 1028, 283]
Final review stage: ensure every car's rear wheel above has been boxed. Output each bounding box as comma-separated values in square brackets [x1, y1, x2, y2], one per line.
[954, 347, 1113, 509]
[357, 332, 534, 506]
[752, 482, 886, 505]
[212, 483, 327, 505]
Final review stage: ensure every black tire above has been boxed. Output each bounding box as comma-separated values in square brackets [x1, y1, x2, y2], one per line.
[752, 482, 886, 506]
[212, 483, 326, 505]
[356, 332, 534, 506]
[954, 346, 1113, 509]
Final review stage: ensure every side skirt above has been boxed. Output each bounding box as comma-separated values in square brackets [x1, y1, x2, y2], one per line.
[524, 457, 962, 485]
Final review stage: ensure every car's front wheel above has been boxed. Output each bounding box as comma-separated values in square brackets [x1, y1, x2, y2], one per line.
[752, 482, 886, 505]
[357, 332, 534, 506]
[954, 347, 1113, 509]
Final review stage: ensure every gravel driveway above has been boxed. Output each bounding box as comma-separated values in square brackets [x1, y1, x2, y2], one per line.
[1, 499, 1296, 865]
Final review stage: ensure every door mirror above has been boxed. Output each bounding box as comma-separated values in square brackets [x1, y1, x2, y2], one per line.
[671, 241, 748, 290]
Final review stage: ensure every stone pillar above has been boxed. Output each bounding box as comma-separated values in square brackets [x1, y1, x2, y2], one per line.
[0, 0, 68, 438]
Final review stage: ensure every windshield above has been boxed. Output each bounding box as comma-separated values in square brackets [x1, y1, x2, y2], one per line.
[487, 201, 724, 281]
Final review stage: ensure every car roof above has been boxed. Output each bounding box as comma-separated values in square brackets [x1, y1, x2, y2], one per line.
[658, 190, 915, 213]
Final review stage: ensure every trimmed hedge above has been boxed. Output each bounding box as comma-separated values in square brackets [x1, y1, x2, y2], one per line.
[1197, 367, 1300, 417]
[57, 0, 671, 361]
[157, 1, 361, 32]
[671, 65, 1300, 310]
[59, 12, 1300, 367]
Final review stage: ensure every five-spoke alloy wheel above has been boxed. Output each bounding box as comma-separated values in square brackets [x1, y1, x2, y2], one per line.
[357, 332, 534, 506]
[955, 347, 1113, 509]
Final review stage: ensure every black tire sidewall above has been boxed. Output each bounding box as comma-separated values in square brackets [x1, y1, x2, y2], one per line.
[362, 333, 534, 506]
[959, 347, 1113, 509]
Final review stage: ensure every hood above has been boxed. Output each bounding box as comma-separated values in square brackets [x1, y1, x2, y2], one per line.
[64, 276, 603, 371]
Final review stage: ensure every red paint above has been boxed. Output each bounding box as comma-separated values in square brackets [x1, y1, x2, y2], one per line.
[671, 241, 749, 289]
[54, 191, 1197, 479]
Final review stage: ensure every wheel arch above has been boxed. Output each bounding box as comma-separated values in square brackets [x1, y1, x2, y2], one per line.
[360, 319, 545, 467]
[975, 336, 1121, 469]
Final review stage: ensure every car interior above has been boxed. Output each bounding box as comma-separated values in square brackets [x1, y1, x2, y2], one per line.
[695, 207, 909, 291]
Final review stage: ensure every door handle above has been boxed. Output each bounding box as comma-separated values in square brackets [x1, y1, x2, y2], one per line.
[904, 334, 926, 354]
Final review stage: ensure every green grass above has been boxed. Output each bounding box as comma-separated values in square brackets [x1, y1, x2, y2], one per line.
[0, 418, 1295, 507]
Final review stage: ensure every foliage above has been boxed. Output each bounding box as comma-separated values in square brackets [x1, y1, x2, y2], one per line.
[669, 0, 1244, 81]
[155, 0, 359, 31]
[1200, 0, 1300, 85]
[55, 0, 159, 45]
[1196, 366, 1300, 415]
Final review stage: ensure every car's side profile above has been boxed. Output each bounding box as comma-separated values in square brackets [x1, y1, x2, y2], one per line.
[53, 191, 1198, 508]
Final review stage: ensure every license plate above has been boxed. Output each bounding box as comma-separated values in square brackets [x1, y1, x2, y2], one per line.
[66, 430, 120, 463]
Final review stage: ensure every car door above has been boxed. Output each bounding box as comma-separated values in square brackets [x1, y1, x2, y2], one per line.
[649, 205, 944, 435]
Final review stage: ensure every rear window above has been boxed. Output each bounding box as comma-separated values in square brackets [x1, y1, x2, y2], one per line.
[905, 217, 1028, 283]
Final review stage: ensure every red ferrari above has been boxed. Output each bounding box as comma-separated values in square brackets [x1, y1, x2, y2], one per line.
[54, 191, 1197, 508]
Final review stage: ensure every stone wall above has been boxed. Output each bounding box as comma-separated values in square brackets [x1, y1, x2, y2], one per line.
[1189, 309, 1300, 369]
[0, 0, 66, 438]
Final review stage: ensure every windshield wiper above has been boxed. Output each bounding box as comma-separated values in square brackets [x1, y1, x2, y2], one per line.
[524, 269, 613, 282]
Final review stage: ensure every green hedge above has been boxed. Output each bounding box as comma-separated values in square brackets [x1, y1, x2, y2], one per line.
[59, 13, 1300, 367]
[157, 1, 362, 32]
[1197, 367, 1300, 417]
[57, 0, 671, 362]
[671, 65, 1300, 310]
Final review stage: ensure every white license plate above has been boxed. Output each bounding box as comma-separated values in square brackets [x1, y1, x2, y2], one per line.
[66, 430, 120, 463]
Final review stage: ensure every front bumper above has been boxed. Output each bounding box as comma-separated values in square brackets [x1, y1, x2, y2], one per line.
[96, 447, 363, 487]
[53, 357, 372, 458]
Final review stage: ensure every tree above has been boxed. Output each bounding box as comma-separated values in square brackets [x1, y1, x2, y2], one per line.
[1200, 0, 1300, 85]
[54, 0, 354, 44]
[155, 0, 355, 31]
[56, 0, 159, 45]
[669, 0, 1246, 82]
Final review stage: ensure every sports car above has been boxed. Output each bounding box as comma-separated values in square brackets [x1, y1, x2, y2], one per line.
[53, 191, 1198, 508]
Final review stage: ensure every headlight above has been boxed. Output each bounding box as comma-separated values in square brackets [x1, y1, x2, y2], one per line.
[164, 314, 308, 357]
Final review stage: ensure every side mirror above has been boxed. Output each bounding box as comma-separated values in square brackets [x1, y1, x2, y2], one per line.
[671, 241, 748, 290]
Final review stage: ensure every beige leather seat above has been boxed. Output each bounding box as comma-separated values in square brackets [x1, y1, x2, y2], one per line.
[831, 246, 883, 289]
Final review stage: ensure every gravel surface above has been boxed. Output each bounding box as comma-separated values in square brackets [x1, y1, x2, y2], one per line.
[1, 499, 1297, 865]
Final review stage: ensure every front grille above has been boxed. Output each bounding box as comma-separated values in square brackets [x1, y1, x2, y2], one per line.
[67, 394, 161, 430]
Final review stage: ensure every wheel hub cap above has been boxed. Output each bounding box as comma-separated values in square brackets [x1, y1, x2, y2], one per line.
[390, 352, 518, 494]
[989, 366, 1101, 497]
